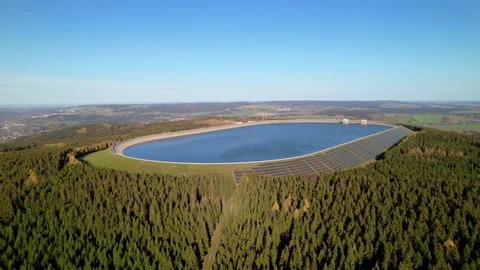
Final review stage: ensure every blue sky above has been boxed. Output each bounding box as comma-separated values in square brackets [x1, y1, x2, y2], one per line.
[1, 0, 479, 105]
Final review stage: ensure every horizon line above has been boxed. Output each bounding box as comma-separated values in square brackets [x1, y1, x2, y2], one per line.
[1, 99, 480, 108]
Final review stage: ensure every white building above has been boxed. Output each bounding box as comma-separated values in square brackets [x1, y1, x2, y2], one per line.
[342, 118, 349, 125]
[361, 119, 368, 125]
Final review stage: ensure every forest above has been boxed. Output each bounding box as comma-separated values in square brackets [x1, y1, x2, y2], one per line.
[0, 121, 479, 269]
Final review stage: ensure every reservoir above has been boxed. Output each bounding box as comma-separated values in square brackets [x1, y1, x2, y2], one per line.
[123, 123, 390, 163]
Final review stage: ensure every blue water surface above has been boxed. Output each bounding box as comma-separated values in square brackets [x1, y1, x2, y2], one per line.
[123, 123, 390, 163]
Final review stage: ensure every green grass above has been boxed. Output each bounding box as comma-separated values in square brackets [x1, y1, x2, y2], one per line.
[383, 114, 472, 125]
[412, 114, 444, 124]
[430, 124, 480, 132]
[83, 149, 254, 176]
[383, 114, 416, 124]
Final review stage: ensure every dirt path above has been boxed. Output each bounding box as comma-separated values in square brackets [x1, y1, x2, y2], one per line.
[203, 181, 243, 269]
[202, 213, 225, 270]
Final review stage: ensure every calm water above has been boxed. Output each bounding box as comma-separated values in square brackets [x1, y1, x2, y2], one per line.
[123, 123, 390, 163]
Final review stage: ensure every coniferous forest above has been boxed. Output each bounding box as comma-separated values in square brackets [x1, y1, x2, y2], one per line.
[1, 121, 479, 269]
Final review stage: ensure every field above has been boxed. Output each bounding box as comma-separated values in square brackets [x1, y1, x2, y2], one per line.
[382, 114, 416, 124]
[83, 149, 254, 176]
[382, 113, 480, 133]
[383, 114, 458, 124]
[430, 124, 480, 132]
[412, 114, 444, 123]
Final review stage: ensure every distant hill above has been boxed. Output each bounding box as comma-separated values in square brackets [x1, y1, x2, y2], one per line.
[2, 100, 479, 143]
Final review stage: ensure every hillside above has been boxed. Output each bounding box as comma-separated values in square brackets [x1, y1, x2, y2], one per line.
[0, 122, 479, 269]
